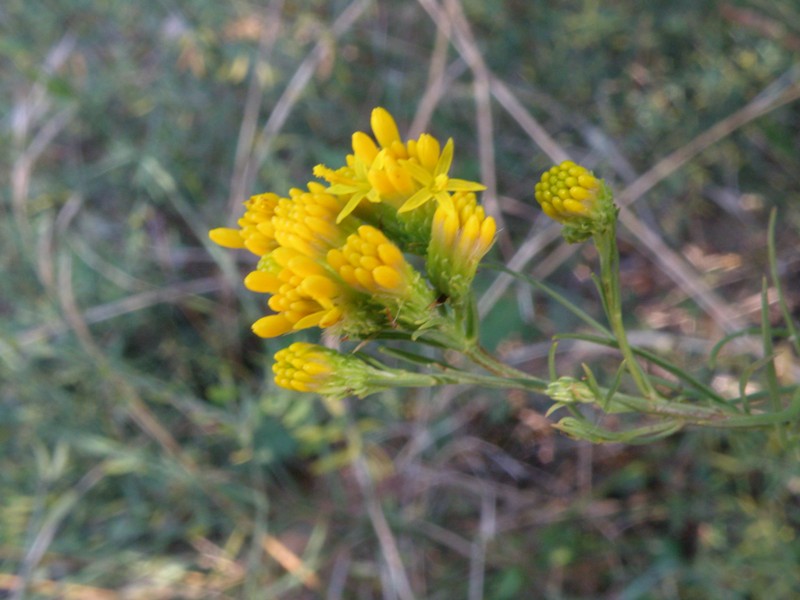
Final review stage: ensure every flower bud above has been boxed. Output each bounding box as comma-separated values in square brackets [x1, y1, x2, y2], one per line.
[208, 193, 280, 256]
[426, 192, 495, 304]
[534, 161, 617, 242]
[273, 342, 437, 399]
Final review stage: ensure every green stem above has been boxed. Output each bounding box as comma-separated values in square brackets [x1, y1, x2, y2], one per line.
[462, 343, 548, 390]
[428, 370, 541, 392]
[760, 277, 787, 445]
[557, 332, 733, 409]
[594, 223, 658, 400]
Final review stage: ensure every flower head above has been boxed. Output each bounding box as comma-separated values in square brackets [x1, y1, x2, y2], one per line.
[314, 107, 485, 238]
[209, 193, 280, 256]
[327, 225, 438, 329]
[271, 183, 353, 257]
[273, 342, 438, 399]
[396, 137, 486, 214]
[244, 226, 437, 339]
[327, 225, 411, 296]
[534, 161, 617, 242]
[245, 249, 350, 338]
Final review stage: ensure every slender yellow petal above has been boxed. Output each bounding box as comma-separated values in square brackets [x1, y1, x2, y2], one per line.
[209, 227, 245, 249]
[397, 188, 433, 213]
[244, 271, 281, 293]
[434, 138, 454, 176]
[352, 131, 379, 164]
[371, 107, 401, 148]
[253, 315, 294, 338]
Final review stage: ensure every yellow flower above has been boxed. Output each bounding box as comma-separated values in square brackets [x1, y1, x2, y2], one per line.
[396, 137, 486, 213]
[208, 107, 489, 344]
[314, 106, 485, 222]
[427, 192, 496, 303]
[208, 193, 279, 256]
[534, 161, 617, 243]
[313, 152, 380, 225]
[370, 106, 408, 158]
[327, 225, 438, 328]
[246, 227, 435, 338]
[434, 192, 496, 264]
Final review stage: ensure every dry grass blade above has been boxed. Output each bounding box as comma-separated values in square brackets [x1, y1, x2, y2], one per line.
[226, 0, 286, 217]
[617, 79, 800, 209]
[442, 0, 506, 254]
[468, 489, 496, 600]
[12, 463, 109, 600]
[416, 0, 514, 256]
[489, 76, 571, 164]
[261, 534, 322, 591]
[233, 0, 371, 215]
[16, 277, 221, 346]
[409, 15, 454, 137]
[347, 417, 416, 600]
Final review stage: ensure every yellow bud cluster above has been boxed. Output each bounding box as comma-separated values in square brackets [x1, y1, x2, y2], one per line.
[272, 341, 437, 399]
[534, 161, 601, 223]
[432, 193, 496, 264]
[327, 226, 409, 295]
[247, 248, 345, 338]
[273, 342, 335, 393]
[426, 192, 496, 303]
[272, 183, 350, 257]
[209, 193, 280, 256]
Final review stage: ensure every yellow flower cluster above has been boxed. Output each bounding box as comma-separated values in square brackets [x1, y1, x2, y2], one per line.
[209, 107, 498, 393]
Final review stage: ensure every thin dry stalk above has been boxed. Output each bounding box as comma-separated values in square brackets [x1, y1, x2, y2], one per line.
[347, 417, 416, 600]
[16, 277, 221, 346]
[468, 489, 496, 600]
[416, 0, 514, 257]
[441, 0, 507, 256]
[352, 451, 416, 600]
[226, 0, 286, 218]
[489, 76, 571, 164]
[10, 34, 76, 237]
[235, 0, 371, 211]
[409, 15, 453, 137]
[12, 463, 109, 600]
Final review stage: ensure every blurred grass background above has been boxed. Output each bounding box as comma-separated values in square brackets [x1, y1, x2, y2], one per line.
[3, 0, 800, 598]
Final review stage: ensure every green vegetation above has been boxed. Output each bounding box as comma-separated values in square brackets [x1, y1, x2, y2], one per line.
[3, 1, 800, 597]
